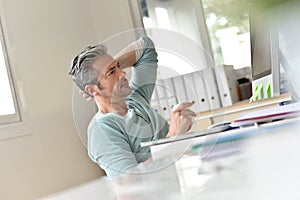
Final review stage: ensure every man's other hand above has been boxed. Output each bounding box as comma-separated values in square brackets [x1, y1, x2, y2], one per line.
[167, 102, 196, 137]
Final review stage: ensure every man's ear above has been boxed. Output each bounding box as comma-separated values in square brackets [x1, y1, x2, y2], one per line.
[85, 85, 98, 97]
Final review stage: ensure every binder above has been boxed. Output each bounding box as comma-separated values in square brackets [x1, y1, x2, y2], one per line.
[163, 78, 177, 117]
[172, 75, 188, 104]
[182, 72, 201, 113]
[192, 71, 210, 112]
[155, 79, 171, 119]
[201, 67, 221, 110]
[214, 65, 239, 107]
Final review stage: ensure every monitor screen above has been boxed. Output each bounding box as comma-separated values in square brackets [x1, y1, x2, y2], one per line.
[250, 14, 272, 81]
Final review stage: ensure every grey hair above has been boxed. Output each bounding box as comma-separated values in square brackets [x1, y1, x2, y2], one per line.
[68, 44, 108, 97]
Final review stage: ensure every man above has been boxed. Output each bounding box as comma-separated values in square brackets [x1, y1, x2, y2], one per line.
[69, 36, 196, 177]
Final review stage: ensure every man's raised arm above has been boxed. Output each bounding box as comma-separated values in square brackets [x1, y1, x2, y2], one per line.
[114, 37, 145, 69]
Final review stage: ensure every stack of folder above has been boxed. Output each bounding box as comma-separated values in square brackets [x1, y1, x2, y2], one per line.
[151, 65, 241, 119]
[151, 68, 223, 119]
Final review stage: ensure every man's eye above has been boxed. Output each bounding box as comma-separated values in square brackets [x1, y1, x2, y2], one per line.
[108, 70, 114, 76]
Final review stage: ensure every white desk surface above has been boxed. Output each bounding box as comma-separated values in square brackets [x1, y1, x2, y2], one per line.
[43, 118, 300, 200]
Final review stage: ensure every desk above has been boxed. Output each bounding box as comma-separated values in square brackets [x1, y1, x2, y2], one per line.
[190, 93, 291, 131]
[43, 117, 300, 200]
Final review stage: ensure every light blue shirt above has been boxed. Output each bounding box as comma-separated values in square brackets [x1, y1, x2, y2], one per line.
[88, 37, 169, 177]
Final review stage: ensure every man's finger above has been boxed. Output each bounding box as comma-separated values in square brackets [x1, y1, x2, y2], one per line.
[172, 102, 194, 112]
[85, 96, 93, 102]
[78, 89, 94, 102]
[181, 109, 197, 117]
[82, 93, 90, 99]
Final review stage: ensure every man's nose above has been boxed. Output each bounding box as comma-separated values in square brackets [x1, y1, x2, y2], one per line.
[117, 68, 126, 79]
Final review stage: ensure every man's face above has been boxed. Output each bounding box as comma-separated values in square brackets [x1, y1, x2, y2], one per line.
[92, 54, 132, 100]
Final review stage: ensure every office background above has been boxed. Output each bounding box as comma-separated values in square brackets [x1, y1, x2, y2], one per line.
[0, 0, 299, 199]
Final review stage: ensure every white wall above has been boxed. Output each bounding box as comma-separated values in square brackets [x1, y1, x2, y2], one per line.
[0, 0, 134, 199]
[89, 0, 135, 41]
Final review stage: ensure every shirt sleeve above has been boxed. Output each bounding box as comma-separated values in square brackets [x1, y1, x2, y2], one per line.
[88, 122, 138, 177]
[129, 36, 158, 104]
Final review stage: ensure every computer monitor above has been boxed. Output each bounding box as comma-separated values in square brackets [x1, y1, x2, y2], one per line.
[250, 12, 280, 100]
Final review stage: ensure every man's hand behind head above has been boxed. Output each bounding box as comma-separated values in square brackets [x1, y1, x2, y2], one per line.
[79, 90, 94, 102]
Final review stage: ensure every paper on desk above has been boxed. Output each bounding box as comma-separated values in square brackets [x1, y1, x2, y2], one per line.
[230, 102, 300, 127]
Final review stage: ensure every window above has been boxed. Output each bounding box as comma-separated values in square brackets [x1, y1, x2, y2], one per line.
[137, 0, 251, 71]
[0, 43, 20, 124]
[137, 0, 214, 77]
[0, 18, 22, 131]
[202, 0, 251, 69]
[0, 32, 20, 125]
